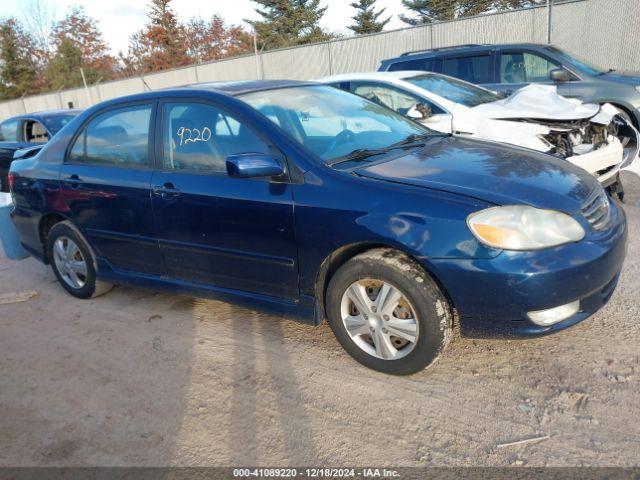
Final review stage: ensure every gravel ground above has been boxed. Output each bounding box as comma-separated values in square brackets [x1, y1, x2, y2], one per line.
[0, 175, 639, 467]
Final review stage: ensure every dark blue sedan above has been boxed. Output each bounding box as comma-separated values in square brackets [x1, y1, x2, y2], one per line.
[8, 81, 627, 374]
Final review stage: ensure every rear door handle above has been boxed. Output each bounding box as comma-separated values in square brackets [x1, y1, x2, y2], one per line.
[152, 183, 181, 198]
[65, 174, 81, 189]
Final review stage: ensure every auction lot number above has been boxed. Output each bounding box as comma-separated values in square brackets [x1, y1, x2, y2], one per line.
[234, 468, 399, 478]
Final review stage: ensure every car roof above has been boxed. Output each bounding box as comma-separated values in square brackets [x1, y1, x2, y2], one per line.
[392, 42, 552, 59]
[4, 109, 82, 122]
[320, 71, 428, 83]
[185, 79, 318, 96]
[89, 80, 322, 107]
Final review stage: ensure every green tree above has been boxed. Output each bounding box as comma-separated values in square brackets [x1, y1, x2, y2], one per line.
[0, 18, 39, 100]
[348, 0, 391, 35]
[124, 0, 191, 74]
[44, 37, 83, 89]
[248, 0, 331, 50]
[400, 0, 545, 25]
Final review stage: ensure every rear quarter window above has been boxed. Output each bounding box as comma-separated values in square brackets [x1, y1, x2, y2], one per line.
[387, 57, 434, 72]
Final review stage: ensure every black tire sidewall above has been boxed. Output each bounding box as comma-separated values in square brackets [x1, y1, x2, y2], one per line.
[47, 222, 98, 299]
[326, 254, 449, 375]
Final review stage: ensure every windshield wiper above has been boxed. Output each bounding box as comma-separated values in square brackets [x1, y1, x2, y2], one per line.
[387, 133, 433, 149]
[326, 148, 388, 166]
[597, 68, 616, 76]
[327, 133, 435, 167]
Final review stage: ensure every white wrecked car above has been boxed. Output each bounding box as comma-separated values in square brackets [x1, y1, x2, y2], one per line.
[321, 71, 639, 196]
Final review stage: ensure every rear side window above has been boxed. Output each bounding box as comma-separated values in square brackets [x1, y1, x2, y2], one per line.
[0, 119, 19, 142]
[163, 102, 269, 173]
[387, 57, 433, 72]
[68, 105, 152, 167]
[442, 55, 491, 84]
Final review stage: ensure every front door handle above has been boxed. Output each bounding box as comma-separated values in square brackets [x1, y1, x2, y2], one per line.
[152, 182, 181, 198]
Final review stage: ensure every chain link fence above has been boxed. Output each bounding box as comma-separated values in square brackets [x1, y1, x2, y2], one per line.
[1, 0, 638, 118]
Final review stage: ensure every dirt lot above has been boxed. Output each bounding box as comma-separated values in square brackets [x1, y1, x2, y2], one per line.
[0, 177, 639, 468]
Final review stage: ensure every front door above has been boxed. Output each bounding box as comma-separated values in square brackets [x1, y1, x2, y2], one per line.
[59, 102, 166, 276]
[486, 50, 572, 97]
[151, 100, 298, 300]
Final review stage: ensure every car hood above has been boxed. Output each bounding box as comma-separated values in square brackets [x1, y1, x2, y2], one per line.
[599, 71, 640, 85]
[470, 84, 599, 121]
[354, 135, 596, 214]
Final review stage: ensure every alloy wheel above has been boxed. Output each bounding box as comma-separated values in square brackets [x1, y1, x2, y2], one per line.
[52, 236, 88, 290]
[340, 278, 419, 360]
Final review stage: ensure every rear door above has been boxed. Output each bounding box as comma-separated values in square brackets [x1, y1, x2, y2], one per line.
[150, 99, 299, 300]
[59, 101, 167, 276]
[439, 52, 495, 86]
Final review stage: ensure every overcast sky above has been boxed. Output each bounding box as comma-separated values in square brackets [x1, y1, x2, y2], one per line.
[1, 0, 410, 55]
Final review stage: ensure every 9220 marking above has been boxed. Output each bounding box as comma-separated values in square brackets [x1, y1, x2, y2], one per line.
[176, 126, 212, 146]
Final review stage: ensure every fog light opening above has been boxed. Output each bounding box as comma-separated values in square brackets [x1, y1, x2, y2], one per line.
[527, 300, 580, 326]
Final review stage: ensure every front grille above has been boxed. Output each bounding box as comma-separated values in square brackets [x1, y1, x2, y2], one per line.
[581, 187, 610, 230]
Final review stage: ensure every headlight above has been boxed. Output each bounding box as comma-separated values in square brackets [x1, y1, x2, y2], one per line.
[467, 206, 585, 250]
[635, 85, 640, 95]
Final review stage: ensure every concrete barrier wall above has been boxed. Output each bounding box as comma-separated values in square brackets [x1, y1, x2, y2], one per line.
[2, 0, 638, 118]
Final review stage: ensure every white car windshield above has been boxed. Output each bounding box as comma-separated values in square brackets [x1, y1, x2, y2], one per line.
[406, 74, 500, 107]
[240, 85, 428, 163]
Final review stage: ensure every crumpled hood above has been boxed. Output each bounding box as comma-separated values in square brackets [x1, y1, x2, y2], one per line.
[355, 135, 597, 214]
[471, 84, 600, 121]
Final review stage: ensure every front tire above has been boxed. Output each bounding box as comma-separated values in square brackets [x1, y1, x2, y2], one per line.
[326, 248, 452, 375]
[47, 221, 113, 299]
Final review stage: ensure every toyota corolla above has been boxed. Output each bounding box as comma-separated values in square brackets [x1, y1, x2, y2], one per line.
[8, 81, 627, 375]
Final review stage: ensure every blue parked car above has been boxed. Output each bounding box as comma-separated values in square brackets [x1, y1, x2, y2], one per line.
[8, 81, 627, 374]
[0, 109, 81, 192]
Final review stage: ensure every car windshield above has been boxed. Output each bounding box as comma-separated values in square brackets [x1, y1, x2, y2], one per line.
[546, 46, 604, 76]
[405, 73, 500, 107]
[41, 113, 78, 135]
[239, 85, 429, 163]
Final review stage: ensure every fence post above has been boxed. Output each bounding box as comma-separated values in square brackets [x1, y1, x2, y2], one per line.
[327, 41, 334, 76]
[547, 0, 553, 44]
[80, 67, 94, 105]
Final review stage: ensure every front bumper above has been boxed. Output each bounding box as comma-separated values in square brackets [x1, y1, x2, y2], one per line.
[567, 138, 623, 186]
[428, 201, 628, 338]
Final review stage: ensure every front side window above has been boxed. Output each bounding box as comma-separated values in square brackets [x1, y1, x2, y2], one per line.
[163, 102, 269, 173]
[405, 74, 500, 107]
[352, 82, 445, 116]
[24, 120, 49, 143]
[499, 52, 561, 84]
[0, 119, 19, 142]
[69, 105, 151, 167]
[442, 55, 492, 84]
[240, 85, 427, 162]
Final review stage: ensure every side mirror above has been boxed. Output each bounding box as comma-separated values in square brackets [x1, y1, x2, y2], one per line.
[550, 68, 571, 83]
[226, 153, 284, 179]
[407, 103, 432, 120]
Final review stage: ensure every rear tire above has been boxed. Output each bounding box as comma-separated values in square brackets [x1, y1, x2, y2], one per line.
[47, 221, 113, 299]
[325, 248, 452, 375]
